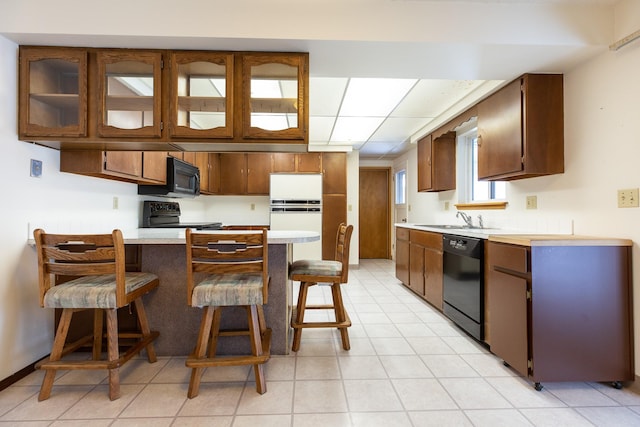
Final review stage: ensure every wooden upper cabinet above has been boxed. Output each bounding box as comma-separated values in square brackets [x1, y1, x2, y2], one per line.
[142, 151, 167, 183]
[169, 51, 233, 139]
[272, 152, 321, 173]
[417, 132, 456, 192]
[239, 53, 308, 141]
[97, 50, 163, 138]
[477, 73, 564, 181]
[19, 46, 88, 138]
[246, 153, 272, 194]
[218, 153, 247, 195]
[322, 152, 346, 194]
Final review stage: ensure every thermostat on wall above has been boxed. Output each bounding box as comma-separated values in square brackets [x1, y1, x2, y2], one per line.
[30, 159, 42, 177]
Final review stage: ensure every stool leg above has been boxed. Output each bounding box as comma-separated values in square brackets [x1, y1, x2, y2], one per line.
[105, 309, 121, 400]
[188, 305, 214, 399]
[92, 309, 103, 360]
[133, 298, 157, 363]
[292, 282, 310, 352]
[39, 308, 73, 401]
[208, 308, 222, 358]
[331, 284, 350, 350]
[247, 305, 266, 394]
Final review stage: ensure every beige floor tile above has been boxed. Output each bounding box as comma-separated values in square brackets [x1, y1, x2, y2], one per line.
[247, 356, 295, 381]
[292, 413, 351, 427]
[576, 406, 640, 426]
[461, 353, 517, 377]
[378, 355, 432, 379]
[395, 322, 437, 337]
[343, 379, 403, 412]
[117, 357, 170, 384]
[408, 410, 474, 427]
[442, 336, 488, 354]
[296, 356, 340, 380]
[111, 418, 174, 427]
[150, 357, 191, 384]
[294, 339, 337, 357]
[545, 382, 621, 407]
[236, 381, 293, 415]
[338, 356, 387, 380]
[50, 420, 113, 426]
[464, 409, 533, 427]
[352, 412, 412, 426]
[178, 382, 244, 416]
[200, 365, 251, 382]
[334, 338, 376, 356]
[233, 414, 292, 427]
[407, 336, 455, 355]
[0, 385, 93, 421]
[439, 378, 512, 409]
[519, 408, 595, 426]
[420, 354, 478, 377]
[363, 323, 401, 338]
[0, 385, 39, 416]
[485, 377, 565, 408]
[392, 378, 457, 411]
[59, 384, 144, 419]
[119, 383, 187, 418]
[293, 380, 347, 413]
[170, 416, 233, 427]
[370, 337, 415, 355]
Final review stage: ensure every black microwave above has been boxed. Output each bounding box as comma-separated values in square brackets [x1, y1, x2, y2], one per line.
[138, 157, 200, 198]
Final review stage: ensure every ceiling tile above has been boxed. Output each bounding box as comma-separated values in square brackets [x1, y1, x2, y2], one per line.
[309, 77, 348, 116]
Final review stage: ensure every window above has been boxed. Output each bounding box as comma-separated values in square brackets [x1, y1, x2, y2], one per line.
[394, 169, 406, 205]
[458, 127, 505, 203]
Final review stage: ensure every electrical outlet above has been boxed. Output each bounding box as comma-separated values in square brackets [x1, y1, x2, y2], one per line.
[526, 195, 537, 210]
[444, 201, 450, 211]
[618, 188, 639, 208]
[112, 196, 119, 210]
[250, 203, 255, 211]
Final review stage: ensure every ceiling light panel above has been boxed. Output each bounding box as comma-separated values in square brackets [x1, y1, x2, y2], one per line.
[390, 79, 484, 117]
[330, 116, 384, 143]
[309, 116, 337, 142]
[309, 77, 348, 116]
[339, 78, 417, 116]
[368, 117, 435, 142]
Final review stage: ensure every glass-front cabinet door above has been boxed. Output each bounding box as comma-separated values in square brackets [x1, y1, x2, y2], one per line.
[97, 50, 162, 138]
[19, 46, 87, 138]
[169, 52, 233, 138]
[241, 53, 308, 141]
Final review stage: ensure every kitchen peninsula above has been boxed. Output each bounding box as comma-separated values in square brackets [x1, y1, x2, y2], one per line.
[126, 229, 318, 356]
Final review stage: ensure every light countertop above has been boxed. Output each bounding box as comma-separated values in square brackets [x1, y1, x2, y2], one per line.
[28, 229, 320, 246]
[396, 224, 632, 246]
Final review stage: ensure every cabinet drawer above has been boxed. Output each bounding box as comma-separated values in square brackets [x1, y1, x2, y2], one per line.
[489, 242, 529, 273]
[396, 227, 410, 241]
[410, 230, 442, 249]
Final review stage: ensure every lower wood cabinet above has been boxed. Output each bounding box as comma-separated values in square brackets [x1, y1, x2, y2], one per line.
[487, 240, 633, 388]
[395, 227, 444, 311]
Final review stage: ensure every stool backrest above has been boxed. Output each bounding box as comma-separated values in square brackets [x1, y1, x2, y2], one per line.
[33, 229, 127, 307]
[185, 229, 269, 305]
[334, 223, 354, 283]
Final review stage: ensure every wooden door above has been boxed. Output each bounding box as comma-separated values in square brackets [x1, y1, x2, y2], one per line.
[322, 152, 346, 194]
[141, 151, 167, 183]
[104, 151, 142, 177]
[359, 168, 390, 259]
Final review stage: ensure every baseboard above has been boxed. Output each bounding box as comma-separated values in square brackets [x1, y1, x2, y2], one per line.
[0, 361, 38, 392]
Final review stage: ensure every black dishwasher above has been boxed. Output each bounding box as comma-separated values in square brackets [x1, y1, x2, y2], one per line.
[442, 234, 484, 341]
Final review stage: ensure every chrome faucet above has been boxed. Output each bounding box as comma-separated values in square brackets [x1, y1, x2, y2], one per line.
[477, 214, 484, 229]
[456, 211, 474, 228]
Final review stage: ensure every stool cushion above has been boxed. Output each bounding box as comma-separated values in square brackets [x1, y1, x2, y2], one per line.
[191, 273, 264, 307]
[290, 260, 342, 279]
[43, 272, 159, 309]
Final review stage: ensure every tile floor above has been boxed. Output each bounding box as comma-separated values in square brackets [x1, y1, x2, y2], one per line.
[2, 259, 640, 426]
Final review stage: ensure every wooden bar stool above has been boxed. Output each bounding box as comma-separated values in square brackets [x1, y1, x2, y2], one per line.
[185, 229, 271, 398]
[289, 223, 353, 351]
[33, 229, 159, 401]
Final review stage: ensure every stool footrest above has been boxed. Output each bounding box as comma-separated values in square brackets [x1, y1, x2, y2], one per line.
[36, 331, 159, 371]
[186, 329, 271, 368]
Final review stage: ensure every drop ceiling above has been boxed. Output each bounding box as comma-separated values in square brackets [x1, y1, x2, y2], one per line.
[0, 0, 622, 159]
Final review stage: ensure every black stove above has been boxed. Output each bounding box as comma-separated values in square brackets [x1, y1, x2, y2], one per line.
[142, 201, 222, 230]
